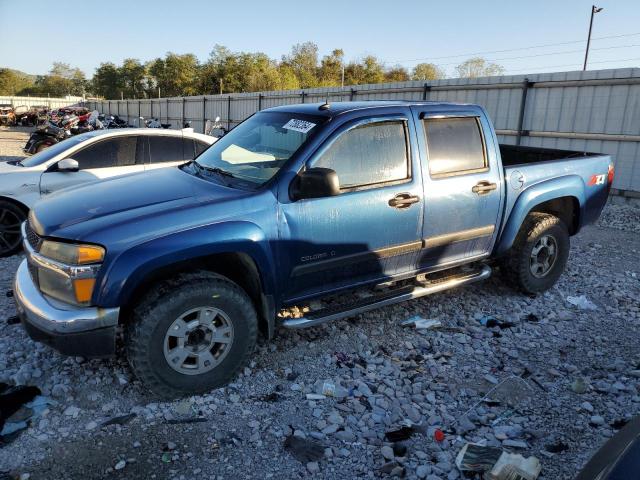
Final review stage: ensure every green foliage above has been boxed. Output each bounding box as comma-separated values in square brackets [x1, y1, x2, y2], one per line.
[412, 63, 445, 81]
[0, 68, 35, 95]
[455, 57, 505, 78]
[3, 46, 507, 100]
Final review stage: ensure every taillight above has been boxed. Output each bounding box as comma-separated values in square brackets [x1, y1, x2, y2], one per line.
[607, 163, 615, 184]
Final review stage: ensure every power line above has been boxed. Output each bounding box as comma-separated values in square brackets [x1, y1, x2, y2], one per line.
[503, 56, 640, 74]
[429, 43, 640, 68]
[386, 31, 640, 65]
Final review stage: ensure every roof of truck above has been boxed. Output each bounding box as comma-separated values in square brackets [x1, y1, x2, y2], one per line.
[263, 101, 479, 117]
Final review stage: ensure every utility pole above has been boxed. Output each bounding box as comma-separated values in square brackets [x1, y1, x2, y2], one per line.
[583, 5, 603, 70]
[219, 79, 223, 95]
[341, 63, 345, 89]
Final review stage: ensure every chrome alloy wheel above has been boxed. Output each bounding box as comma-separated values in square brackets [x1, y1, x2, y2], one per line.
[163, 307, 234, 375]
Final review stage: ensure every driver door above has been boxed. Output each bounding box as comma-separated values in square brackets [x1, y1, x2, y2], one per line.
[40, 135, 146, 195]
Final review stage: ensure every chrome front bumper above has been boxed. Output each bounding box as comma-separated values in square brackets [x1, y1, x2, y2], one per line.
[14, 260, 119, 356]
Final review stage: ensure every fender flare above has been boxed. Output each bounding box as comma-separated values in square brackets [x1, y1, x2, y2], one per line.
[495, 175, 585, 256]
[96, 220, 277, 318]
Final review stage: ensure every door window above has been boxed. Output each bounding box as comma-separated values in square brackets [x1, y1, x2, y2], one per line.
[70, 136, 139, 169]
[148, 135, 187, 163]
[314, 120, 409, 189]
[423, 117, 486, 177]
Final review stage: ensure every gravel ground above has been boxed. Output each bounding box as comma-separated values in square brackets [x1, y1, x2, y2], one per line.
[1, 127, 640, 479]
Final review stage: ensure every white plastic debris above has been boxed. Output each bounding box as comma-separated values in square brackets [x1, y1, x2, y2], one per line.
[401, 315, 442, 329]
[306, 393, 326, 400]
[321, 381, 336, 397]
[488, 452, 541, 480]
[566, 295, 598, 310]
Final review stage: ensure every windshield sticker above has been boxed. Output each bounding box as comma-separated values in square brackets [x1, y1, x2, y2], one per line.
[283, 119, 316, 133]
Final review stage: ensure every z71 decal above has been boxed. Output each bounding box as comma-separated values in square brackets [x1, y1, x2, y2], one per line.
[588, 174, 606, 186]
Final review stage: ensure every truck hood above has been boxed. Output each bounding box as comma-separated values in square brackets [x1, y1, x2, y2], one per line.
[30, 167, 247, 238]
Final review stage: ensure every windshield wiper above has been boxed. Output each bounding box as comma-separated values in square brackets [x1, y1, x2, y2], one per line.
[194, 161, 235, 178]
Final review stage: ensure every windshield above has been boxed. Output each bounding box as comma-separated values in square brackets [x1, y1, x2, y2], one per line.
[193, 111, 325, 186]
[20, 134, 90, 167]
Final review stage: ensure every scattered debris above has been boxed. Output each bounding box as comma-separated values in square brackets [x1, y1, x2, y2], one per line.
[321, 382, 336, 397]
[305, 394, 326, 401]
[401, 315, 442, 330]
[384, 424, 428, 442]
[571, 377, 589, 394]
[283, 435, 324, 463]
[434, 428, 445, 442]
[489, 451, 541, 480]
[566, 295, 598, 311]
[166, 417, 208, 424]
[0, 384, 52, 445]
[456, 443, 541, 480]
[478, 315, 515, 329]
[100, 413, 136, 427]
[544, 441, 569, 453]
[455, 443, 504, 472]
[114, 460, 126, 470]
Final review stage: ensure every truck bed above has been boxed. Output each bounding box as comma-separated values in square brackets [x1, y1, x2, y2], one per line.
[499, 144, 602, 167]
[500, 144, 612, 232]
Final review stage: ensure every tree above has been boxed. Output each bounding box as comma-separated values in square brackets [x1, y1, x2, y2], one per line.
[318, 49, 344, 86]
[282, 42, 319, 88]
[412, 63, 445, 81]
[148, 53, 200, 97]
[455, 57, 504, 78]
[384, 65, 410, 83]
[344, 55, 385, 85]
[92, 63, 122, 99]
[0, 69, 35, 95]
[119, 58, 146, 98]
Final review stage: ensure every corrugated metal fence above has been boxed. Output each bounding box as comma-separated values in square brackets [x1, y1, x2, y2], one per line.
[85, 68, 640, 195]
[0, 95, 84, 109]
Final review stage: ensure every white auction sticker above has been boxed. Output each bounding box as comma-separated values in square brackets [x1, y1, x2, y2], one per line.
[282, 118, 316, 133]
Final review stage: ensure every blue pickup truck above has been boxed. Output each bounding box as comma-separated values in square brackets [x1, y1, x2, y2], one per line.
[13, 101, 613, 397]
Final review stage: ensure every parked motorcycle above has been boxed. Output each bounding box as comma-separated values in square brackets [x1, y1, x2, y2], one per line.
[141, 117, 171, 129]
[23, 115, 76, 154]
[204, 116, 228, 139]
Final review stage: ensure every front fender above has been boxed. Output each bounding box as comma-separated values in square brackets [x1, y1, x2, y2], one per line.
[495, 175, 585, 256]
[95, 221, 276, 308]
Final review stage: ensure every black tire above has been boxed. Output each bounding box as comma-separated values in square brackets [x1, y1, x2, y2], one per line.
[500, 212, 570, 294]
[126, 272, 258, 398]
[0, 200, 27, 257]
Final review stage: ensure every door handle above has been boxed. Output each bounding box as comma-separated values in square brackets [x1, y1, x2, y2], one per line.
[388, 193, 420, 209]
[472, 181, 497, 195]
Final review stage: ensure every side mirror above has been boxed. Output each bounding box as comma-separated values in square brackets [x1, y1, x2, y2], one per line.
[57, 158, 79, 172]
[292, 167, 340, 200]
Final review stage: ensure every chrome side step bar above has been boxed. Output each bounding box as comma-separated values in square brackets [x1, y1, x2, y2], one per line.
[282, 264, 492, 329]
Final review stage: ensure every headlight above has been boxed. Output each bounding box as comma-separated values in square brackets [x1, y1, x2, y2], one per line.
[34, 240, 105, 306]
[40, 240, 104, 265]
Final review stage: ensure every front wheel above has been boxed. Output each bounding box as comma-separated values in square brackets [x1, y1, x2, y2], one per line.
[126, 272, 258, 398]
[0, 200, 27, 257]
[500, 212, 570, 294]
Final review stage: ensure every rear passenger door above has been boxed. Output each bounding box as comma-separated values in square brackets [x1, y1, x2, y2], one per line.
[412, 108, 503, 269]
[40, 135, 145, 195]
[146, 134, 193, 171]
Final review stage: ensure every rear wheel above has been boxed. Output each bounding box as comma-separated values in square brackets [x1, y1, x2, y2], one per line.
[500, 212, 569, 294]
[126, 272, 258, 398]
[0, 200, 26, 257]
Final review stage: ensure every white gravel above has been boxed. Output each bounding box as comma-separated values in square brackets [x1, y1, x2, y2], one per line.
[1, 127, 640, 479]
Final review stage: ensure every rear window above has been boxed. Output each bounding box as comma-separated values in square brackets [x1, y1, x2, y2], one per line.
[423, 117, 486, 176]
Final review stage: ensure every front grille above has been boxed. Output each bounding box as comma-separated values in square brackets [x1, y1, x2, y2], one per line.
[24, 221, 42, 252]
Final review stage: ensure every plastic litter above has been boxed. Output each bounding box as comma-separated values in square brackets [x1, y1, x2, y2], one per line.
[321, 382, 336, 397]
[434, 428, 445, 442]
[305, 394, 326, 401]
[478, 315, 515, 329]
[283, 434, 324, 463]
[1, 384, 52, 444]
[401, 315, 442, 329]
[456, 443, 541, 480]
[566, 295, 597, 310]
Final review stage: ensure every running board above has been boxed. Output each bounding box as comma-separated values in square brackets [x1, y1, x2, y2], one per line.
[282, 264, 492, 329]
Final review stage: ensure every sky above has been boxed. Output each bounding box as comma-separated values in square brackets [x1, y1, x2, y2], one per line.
[1, 0, 639, 78]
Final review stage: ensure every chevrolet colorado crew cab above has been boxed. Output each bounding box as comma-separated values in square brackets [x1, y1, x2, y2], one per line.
[14, 101, 613, 397]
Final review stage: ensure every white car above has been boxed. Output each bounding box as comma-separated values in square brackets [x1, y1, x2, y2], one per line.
[0, 128, 215, 256]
